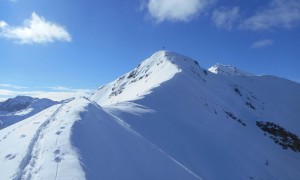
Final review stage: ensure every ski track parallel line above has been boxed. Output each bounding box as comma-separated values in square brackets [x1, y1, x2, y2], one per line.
[13, 102, 68, 180]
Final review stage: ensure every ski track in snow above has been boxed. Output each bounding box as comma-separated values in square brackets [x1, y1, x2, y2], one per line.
[103, 107, 203, 180]
[13, 101, 69, 180]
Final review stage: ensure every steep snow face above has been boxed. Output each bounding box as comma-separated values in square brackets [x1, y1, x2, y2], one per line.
[103, 72, 300, 179]
[0, 97, 202, 180]
[0, 96, 58, 129]
[92, 51, 300, 179]
[72, 98, 201, 180]
[208, 64, 254, 77]
[226, 75, 300, 136]
[90, 50, 204, 106]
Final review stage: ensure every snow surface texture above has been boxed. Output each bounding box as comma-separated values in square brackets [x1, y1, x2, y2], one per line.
[0, 96, 58, 129]
[1, 51, 300, 180]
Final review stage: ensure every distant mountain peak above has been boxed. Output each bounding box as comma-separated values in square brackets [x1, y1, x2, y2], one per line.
[208, 64, 254, 77]
[0, 96, 36, 112]
[0, 95, 58, 128]
[0, 96, 56, 113]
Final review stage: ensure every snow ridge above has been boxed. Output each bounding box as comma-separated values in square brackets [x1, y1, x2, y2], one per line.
[91, 50, 204, 106]
[208, 63, 254, 77]
[91, 50, 181, 105]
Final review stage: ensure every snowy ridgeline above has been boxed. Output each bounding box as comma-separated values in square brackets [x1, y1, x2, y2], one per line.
[208, 63, 254, 77]
[1, 51, 300, 180]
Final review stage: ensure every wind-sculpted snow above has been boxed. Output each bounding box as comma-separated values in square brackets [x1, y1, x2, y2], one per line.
[72, 99, 201, 180]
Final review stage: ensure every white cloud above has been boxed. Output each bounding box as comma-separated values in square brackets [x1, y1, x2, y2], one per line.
[0, 83, 27, 89]
[147, 0, 215, 22]
[0, 86, 93, 101]
[0, 21, 7, 28]
[0, 12, 71, 44]
[212, 6, 239, 30]
[242, 0, 300, 31]
[251, 39, 273, 48]
[47, 86, 94, 94]
[0, 89, 17, 96]
[32, 91, 92, 101]
[48, 86, 73, 91]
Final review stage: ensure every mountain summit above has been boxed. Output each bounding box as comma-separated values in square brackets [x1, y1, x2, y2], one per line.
[91, 50, 206, 105]
[1, 51, 300, 180]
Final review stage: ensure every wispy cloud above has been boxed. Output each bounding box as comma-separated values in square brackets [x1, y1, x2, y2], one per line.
[0, 83, 27, 89]
[251, 39, 273, 48]
[47, 86, 92, 92]
[33, 91, 93, 101]
[212, 6, 239, 30]
[146, 0, 215, 22]
[242, 0, 300, 31]
[0, 89, 42, 96]
[142, 0, 300, 31]
[48, 86, 73, 91]
[0, 12, 71, 44]
[0, 86, 93, 101]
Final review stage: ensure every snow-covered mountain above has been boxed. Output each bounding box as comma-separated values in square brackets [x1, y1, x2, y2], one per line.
[0, 96, 58, 129]
[0, 96, 36, 113]
[1, 51, 300, 180]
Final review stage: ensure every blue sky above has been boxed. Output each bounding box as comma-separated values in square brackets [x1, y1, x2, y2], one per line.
[1, 0, 300, 101]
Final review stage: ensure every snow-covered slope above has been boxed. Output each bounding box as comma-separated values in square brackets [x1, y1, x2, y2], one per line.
[0, 96, 58, 129]
[208, 63, 254, 77]
[1, 50, 300, 180]
[0, 97, 201, 180]
[91, 50, 300, 179]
